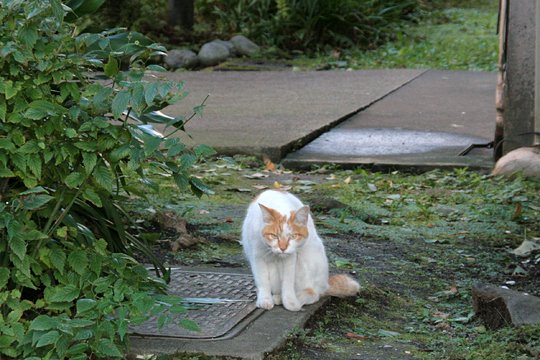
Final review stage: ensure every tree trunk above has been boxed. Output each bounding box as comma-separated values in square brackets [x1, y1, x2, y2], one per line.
[168, 0, 194, 31]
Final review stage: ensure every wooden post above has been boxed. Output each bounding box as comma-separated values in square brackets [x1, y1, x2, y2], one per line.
[535, 0, 540, 145]
[494, 0, 508, 160]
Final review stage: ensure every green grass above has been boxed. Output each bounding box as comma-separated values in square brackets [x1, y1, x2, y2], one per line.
[291, 2, 498, 71]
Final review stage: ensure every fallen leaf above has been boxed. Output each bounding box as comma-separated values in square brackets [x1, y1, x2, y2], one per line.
[263, 155, 276, 172]
[510, 239, 540, 257]
[273, 181, 281, 188]
[512, 265, 528, 276]
[512, 203, 523, 220]
[367, 183, 377, 191]
[377, 329, 400, 337]
[253, 185, 268, 190]
[432, 311, 450, 320]
[225, 217, 234, 223]
[345, 332, 368, 340]
[243, 173, 269, 179]
[344, 176, 352, 184]
[435, 322, 451, 330]
[234, 188, 252, 192]
[199, 209, 209, 215]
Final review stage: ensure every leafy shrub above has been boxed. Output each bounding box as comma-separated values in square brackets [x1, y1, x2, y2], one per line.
[198, 0, 419, 52]
[0, 0, 211, 358]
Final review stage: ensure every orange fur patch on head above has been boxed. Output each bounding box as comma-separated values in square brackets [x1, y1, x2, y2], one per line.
[260, 204, 286, 242]
[288, 208, 309, 240]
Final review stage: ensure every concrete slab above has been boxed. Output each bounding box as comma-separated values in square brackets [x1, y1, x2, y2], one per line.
[283, 70, 496, 170]
[129, 267, 328, 360]
[161, 70, 426, 160]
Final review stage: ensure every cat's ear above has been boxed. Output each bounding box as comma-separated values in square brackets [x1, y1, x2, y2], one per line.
[293, 206, 310, 226]
[259, 203, 276, 224]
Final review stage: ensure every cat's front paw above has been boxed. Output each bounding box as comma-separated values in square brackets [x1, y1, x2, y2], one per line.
[256, 297, 274, 310]
[282, 296, 302, 312]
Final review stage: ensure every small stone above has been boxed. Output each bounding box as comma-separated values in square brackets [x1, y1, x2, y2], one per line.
[164, 48, 199, 69]
[493, 146, 540, 178]
[230, 35, 260, 56]
[198, 41, 231, 67]
[472, 283, 540, 329]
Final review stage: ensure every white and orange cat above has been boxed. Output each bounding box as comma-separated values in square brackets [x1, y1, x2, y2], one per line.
[241, 189, 360, 311]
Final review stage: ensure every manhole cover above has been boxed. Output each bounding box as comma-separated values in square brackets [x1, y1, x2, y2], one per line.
[130, 270, 261, 339]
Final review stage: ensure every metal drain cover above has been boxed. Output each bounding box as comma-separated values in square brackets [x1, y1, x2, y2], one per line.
[130, 270, 261, 339]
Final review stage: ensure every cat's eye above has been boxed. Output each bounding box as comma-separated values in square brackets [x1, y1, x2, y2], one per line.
[268, 234, 278, 240]
[292, 233, 301, 239]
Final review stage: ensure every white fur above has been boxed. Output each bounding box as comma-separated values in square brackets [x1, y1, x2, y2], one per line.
[241, 190, 329, 311]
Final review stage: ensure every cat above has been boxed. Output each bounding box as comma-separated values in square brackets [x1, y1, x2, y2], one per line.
[241, 189, 360, 311]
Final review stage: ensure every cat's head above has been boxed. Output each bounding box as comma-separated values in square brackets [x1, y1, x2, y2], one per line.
[258, 204, 310, 255]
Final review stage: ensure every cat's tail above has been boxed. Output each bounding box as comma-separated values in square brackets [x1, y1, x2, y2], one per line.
[325, 274, 361, 298]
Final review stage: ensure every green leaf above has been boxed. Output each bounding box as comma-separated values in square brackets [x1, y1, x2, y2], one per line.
[0, 138, 16, 152]
[65, 172, 85, 188]
[49, 284, 79, 303]
[3, 81, 17, 100]
[66, 343, 89, 356]
[104, 55, 119, 77]
[112, 90, 130, 119]
[0, 168, 15, 178]
[194, 144, 216, 157]
[0, 96, 6, 121]
[75, 141, 98, 152]
[27, 154, 42, 179]
[19, 24, 39, 47]
[83, 188, 102, 207]
[23, 194, 54, 210]
[143, 135, 161, 155]
[146, 64, 167, 72]
[179, 319, 200, 332]
[25, 100, 65, 119]
[96, 338, 122, 357]
[9, 236, 26, 261]
[0, 335, 15, 348]
[50, 0, 65, 23]
[65, 128, 77, 138]
[144, 82, 159, 106]
[76, 298, 96, 314]
[190, 177, 214, 197]
[35, 330, 60, 348]
[0, 268, 9, 290]
[68, 250, 88, 275]
[30, 315, 59, 331]
[110, 144, 131, 162]
[50, 247, 66, 273]
[93, 164, 113, 192]
[82, 152, 97, 174]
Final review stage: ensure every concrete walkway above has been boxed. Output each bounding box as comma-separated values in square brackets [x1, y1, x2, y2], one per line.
[163, 69, 496, 169]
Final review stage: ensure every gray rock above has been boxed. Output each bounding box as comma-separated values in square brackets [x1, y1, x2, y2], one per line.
[472, 283, 540, 329]
[164, 48, 199, 69]
[198, 41, 231, 67]
[492, 146, 540, 178]
[230, 35, 260, 56]
[211, 39, 237, 56]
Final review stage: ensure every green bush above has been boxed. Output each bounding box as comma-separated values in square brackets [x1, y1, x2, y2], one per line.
[0, 1, 210, 358]
[199, 0, 419, 52]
